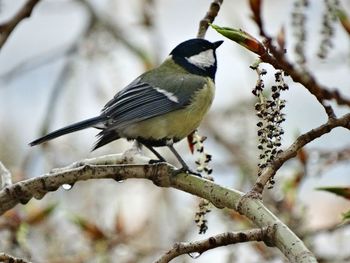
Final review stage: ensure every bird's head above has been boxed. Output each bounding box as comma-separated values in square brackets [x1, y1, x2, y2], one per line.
[170, 38, 223, 80]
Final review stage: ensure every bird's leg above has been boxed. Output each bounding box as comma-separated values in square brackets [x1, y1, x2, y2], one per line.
[166, 140, 201, 177]
[143, 144, 166, 163]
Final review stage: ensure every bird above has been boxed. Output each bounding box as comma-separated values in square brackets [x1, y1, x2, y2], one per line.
[30, 38, 223, 174]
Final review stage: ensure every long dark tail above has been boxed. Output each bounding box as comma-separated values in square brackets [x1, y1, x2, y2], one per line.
[29, 116, 105, 146]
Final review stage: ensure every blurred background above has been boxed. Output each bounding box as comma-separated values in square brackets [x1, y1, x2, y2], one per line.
[0, 0, 350, 262]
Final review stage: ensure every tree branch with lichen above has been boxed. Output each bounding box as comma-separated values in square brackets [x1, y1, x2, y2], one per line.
[0, 153, 316, 262]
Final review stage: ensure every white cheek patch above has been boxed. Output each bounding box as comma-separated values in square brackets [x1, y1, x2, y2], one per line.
[186, 49, 215, 69]
[154, 87, 179, 103]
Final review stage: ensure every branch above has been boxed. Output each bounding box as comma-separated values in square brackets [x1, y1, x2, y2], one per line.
[248, 1, 350, 110]
[0, 153, 316, 262]
[0, 252, 31, 263]
[252, 113, 350, 194]
[260, 50, 350, 109]
[0, 0, 42, 49]
[197, 0, 223, 38]
[155, 226, 274, 263]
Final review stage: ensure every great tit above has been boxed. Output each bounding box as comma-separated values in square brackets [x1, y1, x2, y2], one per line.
[30, 38, 223, 173]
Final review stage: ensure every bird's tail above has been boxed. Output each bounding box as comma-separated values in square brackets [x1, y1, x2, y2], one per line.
[29, 116, 105, 146]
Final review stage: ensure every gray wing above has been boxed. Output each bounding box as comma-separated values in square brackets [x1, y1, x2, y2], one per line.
[101, 78, 188, 128]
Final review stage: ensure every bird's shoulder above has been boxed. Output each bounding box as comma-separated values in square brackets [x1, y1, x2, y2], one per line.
[101, 58, 211, 114]
[139, 58, 209, 94]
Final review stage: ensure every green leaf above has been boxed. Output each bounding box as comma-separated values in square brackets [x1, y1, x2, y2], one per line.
[316, 186, 350, 200]
[210, 24, 266, 55]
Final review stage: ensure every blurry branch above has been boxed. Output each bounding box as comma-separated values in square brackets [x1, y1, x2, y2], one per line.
[318, 255, 350, 263]
[141, 0, 163, 64]
[35, 11, 96, 137]
[0, 252, 30, 263]
[205, 117, 256, 178]
[0, 153, 316, 262]
[0, 44, 75, 82]
[79, 0, 153, 68]
[0, 161, 12, 188]
[155, 226, 274, 263]
[252, 113, 350, 194]
[36, 50, 76, 137]
[311, 145, 350, 175]
[0, 0, 153, 81]
[0, 4, 89, 82]
[303, 221, 350, 239]
[0, 0, 41, 49]
[316, 145, 350, 163]
[197, 0, 223, 38]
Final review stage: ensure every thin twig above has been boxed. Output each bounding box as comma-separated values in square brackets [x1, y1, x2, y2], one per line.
[197, 0, 223, 38]
[0, 44, 72, 81]
[155, 226, 274, 263]
[0, 161, 12, 188]
[0, 0, 42, 49]
[260, 50, 350, 110]
[251, 113, 350, 194]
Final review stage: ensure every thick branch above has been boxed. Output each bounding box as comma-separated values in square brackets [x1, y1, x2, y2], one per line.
[0, 153, 316, 262]
[197, 0, 223, 38]
[0, 0, 41, 49]
[252, 113, 350, 193]
[155, 226, 274, 263]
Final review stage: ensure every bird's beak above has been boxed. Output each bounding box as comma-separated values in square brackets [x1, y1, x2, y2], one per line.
[213, 40, 224, 49]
